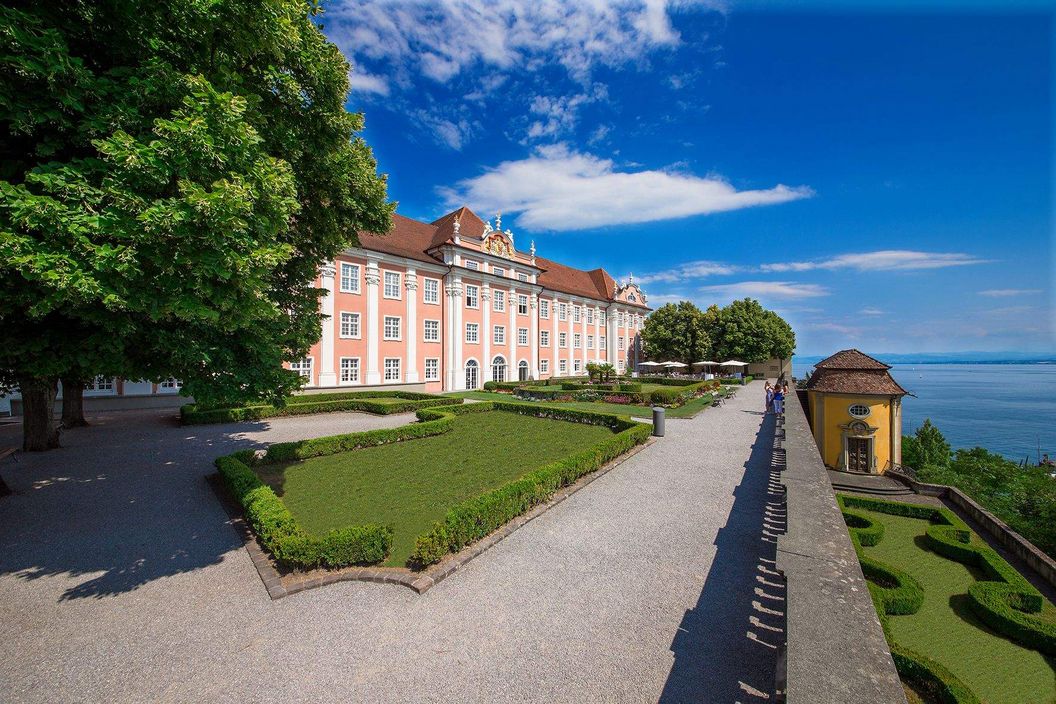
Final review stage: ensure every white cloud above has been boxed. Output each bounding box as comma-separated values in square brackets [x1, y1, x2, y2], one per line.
[635, 260, 740, 284]
[410, 109, 478, 150]
[347, 69, 390, 96]
[804, 321, 863, 336]
[525, 89, 604, 141]
[858, 307, 885, 316]
[440, 145, 812, 230]
[761, 250, 988, 273]
[697, 281, 829, 300]
[978, 288, 1042, 297]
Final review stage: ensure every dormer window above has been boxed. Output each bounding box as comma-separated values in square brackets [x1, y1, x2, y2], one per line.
[465, 260, 479, 271]
[493, 266, 506, 278]
[629, 293, 637, 302]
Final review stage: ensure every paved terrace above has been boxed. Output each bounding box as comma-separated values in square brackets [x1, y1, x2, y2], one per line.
[0, 386, 785, 703]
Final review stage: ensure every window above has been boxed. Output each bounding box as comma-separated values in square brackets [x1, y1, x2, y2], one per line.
[617, 360, 624, 371]
[493, 266, 506, 278]
[493, 290, 506, 312]
[518, 360, 529, 381]
[540, 299, 550, 319]
[518, 327, 528, 346]
[465, 284, 479, 309]
[383, 271, 401, 299]
[587, 335, 594, 349]
[159, 378, 182, 390]
[600, 335, 607, 348]
[425, 358, 440, 381]
[849, 404, 871, 419]
[573, 306, 581, 323]
[424, 319, 440, 342]
[574, 359, 582, 373]
[573, 333, 581, 349]
[339, 312, 360, 339]
[465, 360, 479, 389]
[465, 323, 479, 344]
[587, 308, 594, 324]
[600, 311, 606, 324]
[423, 278, 440, 304]
[340, 358, 360, 383]
[540, 359, 549, 374]
[86, 376, 116, 392]
[383, 315, 401, 340]
[465, 259, 479, 271]
[517, 294, 528, 315]
[540, 330, 550, 347]
[290, 358, 312, 380]
[384, 358, 401, 382]
[559, 360, 567, 374]
[559, 303, 567, 321]
[493, 325, 505, 345]
[618, 336, 625, 350]
[339, 262, 360, 293]
[517, 272, 529, 282]
[559, 332, 567, 348]
[492, 355, 507, 382]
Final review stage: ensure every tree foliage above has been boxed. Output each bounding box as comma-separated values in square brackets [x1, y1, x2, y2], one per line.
[0, 1, 392, 448]
[902, 419, 952, 470]
[640, 301, 711, 367]
[710, 298, 795, 363]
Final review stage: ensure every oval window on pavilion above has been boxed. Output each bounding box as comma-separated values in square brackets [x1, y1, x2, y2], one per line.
[848, 403, 871, 419]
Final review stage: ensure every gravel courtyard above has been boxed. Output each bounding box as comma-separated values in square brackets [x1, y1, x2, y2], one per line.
[0, 384, 784, 703]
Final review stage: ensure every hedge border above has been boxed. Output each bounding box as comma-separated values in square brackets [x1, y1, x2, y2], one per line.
[838, 495, 980, 703]
[216, 401, 650, 572]
[182, 391, 457, 425]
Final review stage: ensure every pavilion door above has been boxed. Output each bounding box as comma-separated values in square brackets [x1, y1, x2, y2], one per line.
[848, 437, 871, 473]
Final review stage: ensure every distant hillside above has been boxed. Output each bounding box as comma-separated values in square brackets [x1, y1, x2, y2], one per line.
[794, 351, 1056, 367]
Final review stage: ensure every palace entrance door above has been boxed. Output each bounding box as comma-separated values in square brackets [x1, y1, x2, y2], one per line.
[848, 437, 871, 473]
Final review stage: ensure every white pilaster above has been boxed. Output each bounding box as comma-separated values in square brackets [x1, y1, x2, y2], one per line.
[317, 263, 338, 387]
[567, 299, 575, 376]
[404, 269, 419, 383]
[482, 284, 492, 383]
[508, 286, 516, 376]
[364, 259, 381, 385]
[530, 294, 539, 378]
[453, 277, 464, 389]
[444, 279, 456, 390]
[580, 302, 588, 372]
[551, 297, 559, 376]
[593, 305, 601, 364]
[607, 307, 617, 361]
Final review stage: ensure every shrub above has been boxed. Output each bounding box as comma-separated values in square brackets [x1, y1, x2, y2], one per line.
[618, 382, 642, 392]
[182, 392, 459, 425]
[890, 645, 981, 704]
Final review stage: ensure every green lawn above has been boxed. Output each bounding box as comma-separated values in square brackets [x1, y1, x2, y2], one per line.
[859, 508, 1056, 704]
[255, 411, 615, 566]
[444, 390, 721, 419]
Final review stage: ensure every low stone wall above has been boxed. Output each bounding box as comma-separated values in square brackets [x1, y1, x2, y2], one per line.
[775, 393, 906, 703]
[893, 471, 1056, 590]
[10, 393, 191, 416]
[295, 382, 427, 396]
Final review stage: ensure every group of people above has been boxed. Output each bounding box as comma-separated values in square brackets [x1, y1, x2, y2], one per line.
[765, 380, 790, 415]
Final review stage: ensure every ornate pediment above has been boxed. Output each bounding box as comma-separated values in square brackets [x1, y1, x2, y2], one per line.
[484, 232, 514, 259]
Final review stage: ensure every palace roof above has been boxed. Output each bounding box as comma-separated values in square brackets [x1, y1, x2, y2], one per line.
[807, 349, 907, 396]
[356, 207, 650, 309]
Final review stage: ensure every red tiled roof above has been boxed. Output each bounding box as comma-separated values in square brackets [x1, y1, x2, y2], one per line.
[354, 207, 649, 308]
[814, 349, 890, 370]
[806, 369, 908, 396]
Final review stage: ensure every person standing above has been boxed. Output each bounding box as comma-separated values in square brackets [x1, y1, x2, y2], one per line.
[765, 382, 774, 414]
[773, 384, 785, 415]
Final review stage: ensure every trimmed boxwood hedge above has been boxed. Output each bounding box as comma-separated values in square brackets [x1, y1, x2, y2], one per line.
[409, 402, 651, 566]
[890, 645, 981, 704]
[182, 391, 457, 425]
[840, 493, 1056, 659]
[216, 400, 649, 571]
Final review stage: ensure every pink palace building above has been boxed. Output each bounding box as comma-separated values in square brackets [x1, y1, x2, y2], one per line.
[295, 206, 651, 394]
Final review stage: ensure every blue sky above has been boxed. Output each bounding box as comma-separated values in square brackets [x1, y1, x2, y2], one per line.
[321, 1, 1054, 356]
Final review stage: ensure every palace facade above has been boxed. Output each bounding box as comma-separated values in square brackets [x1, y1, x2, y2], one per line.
[296, 206, 650, 393]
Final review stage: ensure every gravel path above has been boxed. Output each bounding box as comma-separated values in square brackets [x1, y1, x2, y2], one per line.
[0, 386, 782, 703]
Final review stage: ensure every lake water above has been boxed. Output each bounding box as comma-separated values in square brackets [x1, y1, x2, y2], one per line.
[791, 362, 1056, 462]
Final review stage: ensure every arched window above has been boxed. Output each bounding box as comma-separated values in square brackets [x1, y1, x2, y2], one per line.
[492, 355, 507, 383]
[518, 360, 529, 381]
[465, 360, 479, 390]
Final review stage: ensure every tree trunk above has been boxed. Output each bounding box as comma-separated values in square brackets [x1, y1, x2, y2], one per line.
[20, 377, 60, 452]
[60, 378, 88, 428]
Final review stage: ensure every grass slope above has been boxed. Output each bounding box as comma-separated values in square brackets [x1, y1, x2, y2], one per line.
[445, 390, 719, 419]
[255, 411, 615, 566]
[859, 508, 1056, 704]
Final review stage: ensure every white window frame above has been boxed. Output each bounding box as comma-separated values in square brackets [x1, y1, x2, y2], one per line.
[517, 294, 528, 315]
[493, 266, 506, 278]
[493, 290, 506, 312]
[540, 299, 550, 319]
[424, 319, 440, 342]
[339, 311, 360, 339]
[465, 284, 479, 309]
[587, 309, 594, 324]
[573, 333, 581, 349]
[574, 359, 582, 373]
[425, 358, 440, 382]
[383, 270, 401, 299]
[465, 259, 479, 271]
[573, 306, 581, 323]
[383, 357, 401, 382]
[600, 335, 607, 348]
[339, 357, 360, 384]
[290, 358, 313, 381]
[339, 262, 361, 294]
[540, 359, 549, 374]
[559, 359, 567, 374]
[517, 271, 529, 282]
[587, 334, 594, 349]
[619, 336, 625, 350]
[158, 378, 182, 391]
[540, 330, 550, 347]
[423, 277, 440, 305]
[559, 303, 567, 321]
[465, 322, 479, 344]
[600, 311, 606, 324]
[559, 332, 567, 348]
[383, 315, 402, 341]
[518, 327, 528, 346]
[493, 325, 506, 345]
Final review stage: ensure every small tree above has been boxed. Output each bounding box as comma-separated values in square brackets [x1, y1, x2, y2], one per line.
[902, 419, 952, 470]
[640, 301, 711, 368]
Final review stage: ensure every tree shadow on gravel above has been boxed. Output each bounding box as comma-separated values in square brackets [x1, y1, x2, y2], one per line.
[0, 409, 279, 600]
[659, 412, 787, 703]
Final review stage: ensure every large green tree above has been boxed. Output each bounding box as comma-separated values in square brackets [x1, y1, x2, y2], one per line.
[640, 301, 711, 367]
[710, 298, 795, 363]
[1, 1, 392, 450]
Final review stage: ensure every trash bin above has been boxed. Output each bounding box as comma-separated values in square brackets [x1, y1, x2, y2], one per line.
[652, 406, 665, 437]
